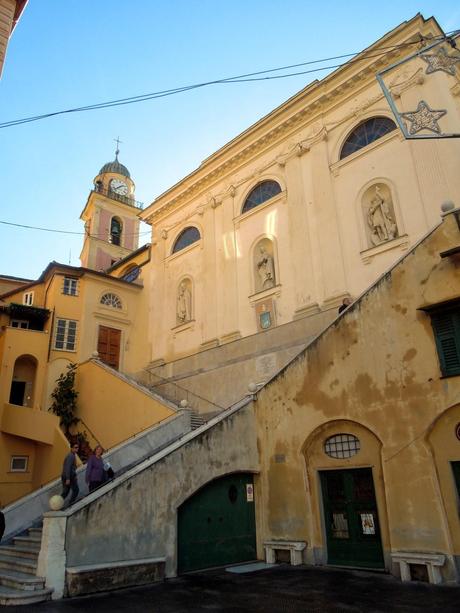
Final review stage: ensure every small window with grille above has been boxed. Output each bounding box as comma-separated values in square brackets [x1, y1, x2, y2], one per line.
[324, 434, 361, 459]
[100, 293, 122, 309]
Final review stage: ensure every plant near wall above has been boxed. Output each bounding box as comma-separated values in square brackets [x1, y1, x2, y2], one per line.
[49, 362, 80, 436]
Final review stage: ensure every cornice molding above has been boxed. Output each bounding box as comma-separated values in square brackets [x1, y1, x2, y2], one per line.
[141, 25, 439, 223]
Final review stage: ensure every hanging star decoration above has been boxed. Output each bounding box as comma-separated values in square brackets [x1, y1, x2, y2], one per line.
[400, 100, 447, 135]
[420, 47, 460, 76]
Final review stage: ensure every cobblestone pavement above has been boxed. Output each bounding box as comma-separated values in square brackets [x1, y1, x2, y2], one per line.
[7, 565, 460, 613]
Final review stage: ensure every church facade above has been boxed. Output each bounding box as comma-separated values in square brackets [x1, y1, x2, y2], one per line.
[140, 14, 460, 371]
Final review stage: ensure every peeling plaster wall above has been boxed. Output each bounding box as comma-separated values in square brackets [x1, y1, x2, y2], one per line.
[254, 212, 460, 581]
[65, 403, 259, 577]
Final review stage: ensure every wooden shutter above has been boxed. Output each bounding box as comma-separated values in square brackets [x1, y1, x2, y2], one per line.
[431, 310, 460, 376]
[97, 326, 121, 370]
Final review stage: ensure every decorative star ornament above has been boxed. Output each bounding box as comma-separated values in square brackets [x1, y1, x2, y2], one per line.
[420, 47, 460, 76]
[400, 100, 447, 135]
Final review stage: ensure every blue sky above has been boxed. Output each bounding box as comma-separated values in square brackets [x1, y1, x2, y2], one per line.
[1, 1, 459, 279]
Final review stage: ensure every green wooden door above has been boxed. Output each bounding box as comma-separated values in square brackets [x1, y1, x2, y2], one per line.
[178, 473, 256, 573]
[320, 468, 384, 569]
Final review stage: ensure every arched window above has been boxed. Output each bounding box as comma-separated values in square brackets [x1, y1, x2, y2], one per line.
[172, 227, 201, 254]
[100, 293, 122, 309]
[340, 117, 396, 160]
[242, 180, 282, 214]
[110, 217, 122, 246]
[121, 265, 140, 283]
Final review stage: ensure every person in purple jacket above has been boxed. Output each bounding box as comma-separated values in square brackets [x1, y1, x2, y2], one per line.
[85, 445, 105, 492]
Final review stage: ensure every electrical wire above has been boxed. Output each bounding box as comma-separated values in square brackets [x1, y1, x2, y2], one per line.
[0, 219, 150, 237]
[1, 32, 455, 130]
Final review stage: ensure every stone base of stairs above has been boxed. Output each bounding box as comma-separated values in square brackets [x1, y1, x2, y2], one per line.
[0, 525, 52, 605]
[0, 585, 53, 606]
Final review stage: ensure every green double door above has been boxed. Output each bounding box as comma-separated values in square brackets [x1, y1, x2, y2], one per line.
[320, 468, 384, 569]
[178, 473, 256, 573]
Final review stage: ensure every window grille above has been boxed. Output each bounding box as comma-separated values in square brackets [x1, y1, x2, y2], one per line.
[340, 117, 396, 159]
[172, 227, 201, 254]
[100, 293, 122, 309]
[54, 318, 77, 351]
[324, 434, 361, 459]
[63, 277, 78, 296]
[242, 181, 281, 214]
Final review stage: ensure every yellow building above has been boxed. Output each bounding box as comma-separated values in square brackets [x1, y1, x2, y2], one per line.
[253, 205, 460, 583]
[0, 158, 154, 505]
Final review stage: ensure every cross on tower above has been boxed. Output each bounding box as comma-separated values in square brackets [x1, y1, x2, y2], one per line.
[114, 136, 123, 159]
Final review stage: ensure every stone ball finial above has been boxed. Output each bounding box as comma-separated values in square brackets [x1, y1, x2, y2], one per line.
[49, 495, 64, 511]
[180, 399, 188, 408]
[441, 200, 455, 213]
[248, 382, 258, 393]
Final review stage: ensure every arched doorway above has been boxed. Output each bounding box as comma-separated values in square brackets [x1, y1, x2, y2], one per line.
[177, 473, 256, 573]
[9, 355, 37, 407]
[304, 420, 388, 569]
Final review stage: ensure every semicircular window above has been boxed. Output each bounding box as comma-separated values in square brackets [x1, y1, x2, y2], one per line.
[172, 227, 201, 254]
[100, 293, 122, 309]
[121, 266, 140, 283]
[324, 434, 360, 459]
[242, 180, 282, 214]
[340, 117, 397, 160]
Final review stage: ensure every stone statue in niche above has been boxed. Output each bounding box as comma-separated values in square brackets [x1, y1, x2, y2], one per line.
[255, 242, 276, 292]
[365, 185, 398, 247]
[176, 281, 192, 324]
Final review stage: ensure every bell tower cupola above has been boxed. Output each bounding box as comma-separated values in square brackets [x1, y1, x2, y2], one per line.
[80, 143, 141, 271]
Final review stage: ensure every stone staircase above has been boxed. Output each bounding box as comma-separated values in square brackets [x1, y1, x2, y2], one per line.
[0, 526, 52, 605]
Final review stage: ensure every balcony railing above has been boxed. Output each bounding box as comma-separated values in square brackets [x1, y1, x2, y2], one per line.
[92, 185, 143, 210]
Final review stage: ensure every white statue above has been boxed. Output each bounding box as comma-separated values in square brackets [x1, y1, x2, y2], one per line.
[176, 282, 192, 324]
[256, 246, 275, 290]
[367, 186, 397, 246]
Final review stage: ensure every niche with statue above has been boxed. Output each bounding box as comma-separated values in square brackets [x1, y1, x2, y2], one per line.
[253, 239, 276, 294]
[362, 183, 399, 248]
[176, 278, 193, 325]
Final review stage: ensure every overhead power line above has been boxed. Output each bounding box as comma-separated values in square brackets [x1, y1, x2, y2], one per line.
[0, 219, 150, 237]
[0, 33, 455, 130]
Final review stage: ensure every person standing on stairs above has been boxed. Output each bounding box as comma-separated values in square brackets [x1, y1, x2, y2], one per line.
[61, 442, 80, 506]
[86, 445, 105, 492]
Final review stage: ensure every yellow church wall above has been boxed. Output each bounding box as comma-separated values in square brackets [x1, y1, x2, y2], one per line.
[75, 359, 175, 450]
[253, 211, 460, 580]
[142, 15, 460, 369]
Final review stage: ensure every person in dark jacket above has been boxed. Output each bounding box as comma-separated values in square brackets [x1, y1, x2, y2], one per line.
[61, 443, 80, 505]
[85, 445, 105, 492]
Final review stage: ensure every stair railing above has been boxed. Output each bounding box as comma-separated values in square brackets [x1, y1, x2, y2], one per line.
[142, 367, 225, 416]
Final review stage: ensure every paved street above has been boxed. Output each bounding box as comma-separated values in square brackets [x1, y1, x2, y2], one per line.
[7, 564, 460, 613]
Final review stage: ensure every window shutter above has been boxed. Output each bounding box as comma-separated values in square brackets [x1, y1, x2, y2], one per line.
[431, 311, 460, 376]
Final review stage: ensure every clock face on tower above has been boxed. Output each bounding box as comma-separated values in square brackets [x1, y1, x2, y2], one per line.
[109, 178, 129, 196]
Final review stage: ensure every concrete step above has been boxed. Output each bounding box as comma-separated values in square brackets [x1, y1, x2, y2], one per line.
[190, 412, 206, 429]
[0, 553, 38, 574]
[0, 585, 53, 606]
[0, 545, 39, 560]
[0, 568, 45, 591]
[13, 536, 41, 550]
[28, 528, 43, 538]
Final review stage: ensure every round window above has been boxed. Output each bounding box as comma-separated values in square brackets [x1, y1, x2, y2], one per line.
[324, 434, 360, 459]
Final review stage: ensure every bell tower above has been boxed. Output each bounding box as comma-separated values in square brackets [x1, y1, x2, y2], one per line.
[80, 146, 141, 271]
